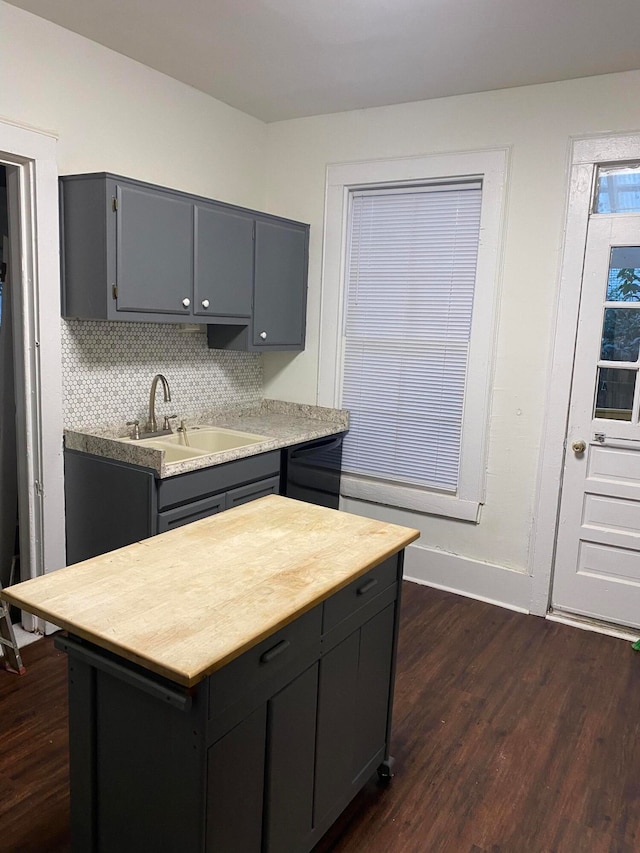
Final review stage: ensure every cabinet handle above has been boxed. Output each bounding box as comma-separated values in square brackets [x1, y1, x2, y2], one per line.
[357, 577, 378, 596]
[259, 331, 267, 340]
[55, 636, 191, 712]
[260, 639, 290, 664]
[182, 297, 191, 308]
[201, 299, 210, 309]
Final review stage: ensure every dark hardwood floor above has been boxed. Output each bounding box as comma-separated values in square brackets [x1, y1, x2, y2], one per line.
[0, 635, 69, 853]
[2, 582, 640, 852]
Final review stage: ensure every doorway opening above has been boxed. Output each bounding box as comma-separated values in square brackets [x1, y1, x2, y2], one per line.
[0, 120, 66, 650]
[0, 163, 41, 647]
[0, 167, 19, 587]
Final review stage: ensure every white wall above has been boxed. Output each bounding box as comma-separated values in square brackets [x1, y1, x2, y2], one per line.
[1, 1, 267, 207]
[262, 71, 640, 610]
[0, 1, 269, 577]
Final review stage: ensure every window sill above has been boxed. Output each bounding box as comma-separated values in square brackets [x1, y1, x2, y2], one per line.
[341, 474, 481, 522]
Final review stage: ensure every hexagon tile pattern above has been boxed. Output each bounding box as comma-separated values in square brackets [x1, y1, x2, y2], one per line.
[61, 320, 263, 431]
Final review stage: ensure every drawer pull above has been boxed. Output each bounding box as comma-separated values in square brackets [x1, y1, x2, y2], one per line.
[260, 639, 291, 664]
[357, 578, 378, 596]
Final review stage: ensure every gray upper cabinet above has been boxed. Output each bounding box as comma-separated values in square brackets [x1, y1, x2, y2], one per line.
[60, 173, 309, 350]
[116, 183, 194, 315]
[253, 218, 308, 349]
[194, 204, 253, 318]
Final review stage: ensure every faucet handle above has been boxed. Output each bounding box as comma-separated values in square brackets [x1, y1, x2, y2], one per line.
[126, 419, 141, 440]
[163, 414, 178, 432]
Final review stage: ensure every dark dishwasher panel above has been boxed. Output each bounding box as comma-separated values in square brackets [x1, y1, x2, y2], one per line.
[282, 433, 344, 509]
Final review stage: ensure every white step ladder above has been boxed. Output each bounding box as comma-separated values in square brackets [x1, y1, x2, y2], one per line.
[0, 588, 26, 675]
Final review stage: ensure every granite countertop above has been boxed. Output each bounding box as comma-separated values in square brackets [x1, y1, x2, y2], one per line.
[2, 495, 419, 687]
[64, 399, 349, 478]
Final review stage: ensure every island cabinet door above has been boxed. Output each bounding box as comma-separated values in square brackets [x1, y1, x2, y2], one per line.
[314, 599, 397, 829]
[206, 662, 319, 853]
[263, 662, 319, 853]
[205, 705, 267, 853]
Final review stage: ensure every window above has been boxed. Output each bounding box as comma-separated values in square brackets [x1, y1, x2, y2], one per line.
[595, 163, 640, 214]
[594, 245, 640, 421]
[318, 151, 507, 521]
[343, 182, 482, 491]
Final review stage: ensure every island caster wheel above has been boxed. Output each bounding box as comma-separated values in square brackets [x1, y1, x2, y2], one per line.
[377, 757, 395, 785]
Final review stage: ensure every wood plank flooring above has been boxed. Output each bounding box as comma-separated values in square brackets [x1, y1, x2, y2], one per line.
[2, 581, 640, 852]
[0, 636, 69, 852]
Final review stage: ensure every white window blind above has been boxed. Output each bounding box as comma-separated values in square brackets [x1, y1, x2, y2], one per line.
[341, 182, 482, 492]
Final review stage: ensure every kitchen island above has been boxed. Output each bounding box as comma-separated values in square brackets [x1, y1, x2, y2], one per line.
[2, 495, 419, 853]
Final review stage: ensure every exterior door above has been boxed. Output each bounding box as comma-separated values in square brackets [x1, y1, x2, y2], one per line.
[552, 215, 640, 628]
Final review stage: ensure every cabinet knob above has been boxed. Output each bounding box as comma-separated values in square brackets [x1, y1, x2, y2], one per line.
[260, 331, 267, 340]
[201, 299, 210, 309]
[182, 297, 191, 308]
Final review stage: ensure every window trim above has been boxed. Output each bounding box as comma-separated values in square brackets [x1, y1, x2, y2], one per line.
[317, 149, 508, 521]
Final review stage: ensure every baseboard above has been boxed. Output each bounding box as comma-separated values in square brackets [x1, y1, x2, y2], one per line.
[547, 610, 640, 642]
[403, 542, 532, 614]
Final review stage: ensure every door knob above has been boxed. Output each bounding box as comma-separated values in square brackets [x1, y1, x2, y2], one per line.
[182, 297, 191, 308]
[260, 331, 267, 340]
[571, 440, 587, 454]
[201, 299, 210, 309]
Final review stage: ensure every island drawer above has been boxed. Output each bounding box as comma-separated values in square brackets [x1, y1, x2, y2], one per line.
[322, 555, 398, 634]
[208, 604, 322, 721]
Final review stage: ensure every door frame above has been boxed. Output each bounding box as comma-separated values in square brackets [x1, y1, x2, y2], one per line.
[530, 131, 640, 618]
[0, 118, 66, 631]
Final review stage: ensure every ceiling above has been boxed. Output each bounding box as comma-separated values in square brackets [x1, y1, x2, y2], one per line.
[7, 0, 640, 123]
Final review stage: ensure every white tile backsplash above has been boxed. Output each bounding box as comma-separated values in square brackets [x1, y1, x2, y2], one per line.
[61, 319, 262, 430]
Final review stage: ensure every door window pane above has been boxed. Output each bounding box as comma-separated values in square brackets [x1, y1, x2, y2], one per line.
[607, 247, 640, 302]
[594, 367, 636, 420]
[600, 308, 640, 362]
[595, 164, 640, 213]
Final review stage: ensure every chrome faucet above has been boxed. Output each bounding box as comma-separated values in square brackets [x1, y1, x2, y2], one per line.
[147, 373, 171, 433]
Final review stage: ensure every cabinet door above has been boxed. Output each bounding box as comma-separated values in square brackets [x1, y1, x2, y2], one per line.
[206, 705, 267, 853]
[116, 183, 194, 315]
[352, 603, 396, 775]
[315, 603, 396, 826]
[253, 219, 308, 348]
[194, 205, 254, 318]
[264, 663, 318, 853]
[314, 631, 359, 823]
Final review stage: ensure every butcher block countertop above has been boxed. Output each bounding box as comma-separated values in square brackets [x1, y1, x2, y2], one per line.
[2, 496, 419, 687]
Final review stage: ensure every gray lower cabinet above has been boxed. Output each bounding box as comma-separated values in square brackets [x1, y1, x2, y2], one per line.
[157, 475, 280, 533]
[60, 172, 309, 350]
[64, 449, 281, 563]
[56, 553, 403, 853]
